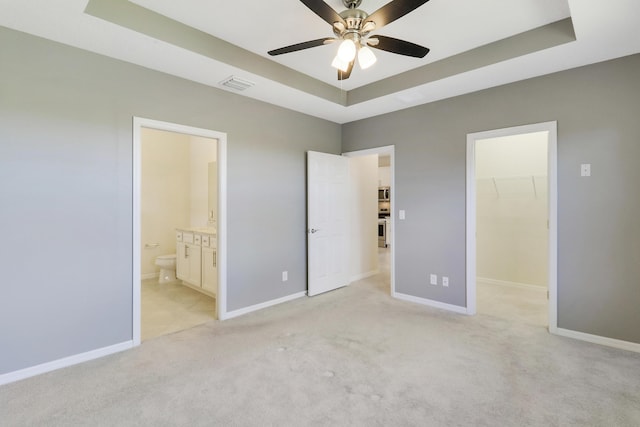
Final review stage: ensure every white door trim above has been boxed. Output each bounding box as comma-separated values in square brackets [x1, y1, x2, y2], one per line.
[132, 117, 228, 345]
[466, 121, 557, 332]
[342, 145, 396, 297]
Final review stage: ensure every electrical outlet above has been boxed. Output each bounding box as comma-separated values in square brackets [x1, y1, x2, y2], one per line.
[282, 271, 288, 282]
[430, 274, 437, 285]
[442, 276, 449, 287]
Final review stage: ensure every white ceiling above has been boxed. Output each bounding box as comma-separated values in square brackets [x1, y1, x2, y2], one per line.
[1, 0, 639, 123]
[128, 0, 571, 90]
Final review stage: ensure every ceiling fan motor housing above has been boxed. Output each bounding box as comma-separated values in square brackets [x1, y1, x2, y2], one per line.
[334, 7, 371, 43]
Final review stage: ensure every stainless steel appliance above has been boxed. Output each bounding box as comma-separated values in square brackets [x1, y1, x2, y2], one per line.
[378, 218, 387, 248]
[378, 187, 390, 201]
[378, 188, 390, 247]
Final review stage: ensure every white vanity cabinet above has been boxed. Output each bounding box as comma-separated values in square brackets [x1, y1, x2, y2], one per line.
[176, 232, 201, 286]
[201, 235, 217, 295]
[176, 229, 217, 297]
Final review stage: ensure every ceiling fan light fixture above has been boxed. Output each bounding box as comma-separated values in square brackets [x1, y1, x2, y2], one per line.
[331, 55, 350, 72]
[337, 38, 357, 62]
[358, 46, 377, 69]
[268, 0, 430, 81]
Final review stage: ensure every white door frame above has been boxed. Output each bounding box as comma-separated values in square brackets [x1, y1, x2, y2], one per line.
[466, 121, 557, 332]
[132, 117, 228, 346]
[342, 145, 396, 297]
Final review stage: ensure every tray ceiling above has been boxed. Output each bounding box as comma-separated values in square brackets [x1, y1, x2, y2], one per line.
[1, 0, 639, 123]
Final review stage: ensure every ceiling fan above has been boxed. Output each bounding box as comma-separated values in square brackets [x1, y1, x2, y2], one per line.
[268, 0, 431, 80]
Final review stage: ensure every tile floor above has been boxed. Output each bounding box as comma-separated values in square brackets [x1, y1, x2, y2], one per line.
[141, 278, 216, 341]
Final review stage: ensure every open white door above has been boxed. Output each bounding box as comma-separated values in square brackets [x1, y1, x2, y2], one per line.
[307, 151, 350, 296]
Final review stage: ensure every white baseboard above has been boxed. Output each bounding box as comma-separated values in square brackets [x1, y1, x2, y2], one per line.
[220, 291, 307, 320]
[393, 292, 469, 315]
[351, 269, 379, 282]
[477, 277, 546, 291]
[0, 340, 134, 386]
[141, 272, 158, 280]
[554, 328, 640, 354]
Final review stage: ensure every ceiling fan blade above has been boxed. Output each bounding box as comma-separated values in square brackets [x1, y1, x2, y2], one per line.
[363, 0, 431, 29]
[300, 0, 346, 26]
[268, 38, 335, 56]
[338, 60, 355, 80]
[369, 35, 429, 58]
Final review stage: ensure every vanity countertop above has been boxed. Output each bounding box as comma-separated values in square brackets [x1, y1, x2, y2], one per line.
[176, 227, 217, 236]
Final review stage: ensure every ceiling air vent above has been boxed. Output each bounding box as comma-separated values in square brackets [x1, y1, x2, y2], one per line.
[220, 76, 255, 91]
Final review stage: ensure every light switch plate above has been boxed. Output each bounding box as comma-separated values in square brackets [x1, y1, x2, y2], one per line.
[399, 210, 406, 220]
[581, 163, 591, 177]
[282, 271, 288, 282]
[442, 277, 449, 287]
[430, 274, 437, 285]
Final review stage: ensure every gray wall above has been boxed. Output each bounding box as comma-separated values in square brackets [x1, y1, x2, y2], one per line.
[2, 24, 639, 377]
[343, 54, 640, 344]
[0, 28, 340, 374]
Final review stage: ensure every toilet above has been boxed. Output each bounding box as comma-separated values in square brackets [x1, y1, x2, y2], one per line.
[155, 254, 177, 283]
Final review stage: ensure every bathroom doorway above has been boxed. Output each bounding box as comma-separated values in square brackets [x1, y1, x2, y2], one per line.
[133, 118, 227, 345]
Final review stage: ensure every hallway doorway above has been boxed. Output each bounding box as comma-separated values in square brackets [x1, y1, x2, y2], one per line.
[343, 145, 395, 297]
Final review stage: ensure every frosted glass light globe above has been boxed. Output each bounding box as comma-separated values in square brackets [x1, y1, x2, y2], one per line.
[337, 39, 356, 62]
[358, 46, 377, 69]
[331, 56, 350, 72]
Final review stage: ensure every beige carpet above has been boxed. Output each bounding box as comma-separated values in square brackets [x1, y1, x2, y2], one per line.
[2, 270, 640, 426]
[477, 280, 548, 327]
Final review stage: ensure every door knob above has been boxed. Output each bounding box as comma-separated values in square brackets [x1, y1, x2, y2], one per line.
[308, 228, 319, 234]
